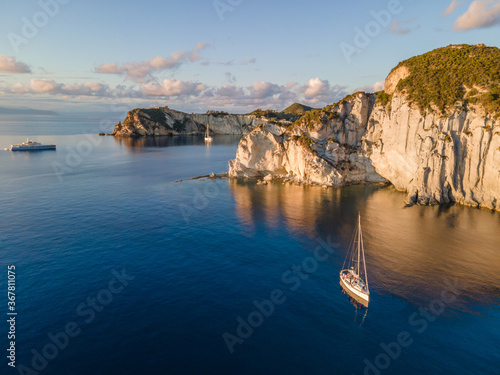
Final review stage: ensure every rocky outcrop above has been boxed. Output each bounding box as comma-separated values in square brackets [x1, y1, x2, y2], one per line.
[229, 44, 500, 210]
[228, 97, 387, 186]
[384, 66, 409, 95]
[112, 107, 267, 137]
[229, 91, 500, 211]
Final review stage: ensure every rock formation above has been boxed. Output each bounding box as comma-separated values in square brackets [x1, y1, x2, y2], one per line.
[112, 107, 268, 137]
[229, 45, 500, 211]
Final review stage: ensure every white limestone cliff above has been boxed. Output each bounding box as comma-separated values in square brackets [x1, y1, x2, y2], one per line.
[229, 92, 500, 211]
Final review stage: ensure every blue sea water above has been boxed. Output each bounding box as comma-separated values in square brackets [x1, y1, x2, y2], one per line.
[0, 116, 499, 375]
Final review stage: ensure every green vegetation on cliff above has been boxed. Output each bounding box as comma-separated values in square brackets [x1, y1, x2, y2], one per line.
[290, 134, 317, 151]
[375, 91, 392, 107]
[248, 103, 315, 122]
[282, 103, 314, 116]
[287, 107, 341, 132]
[393, 44, 500, 116]
[141, 108, 167, 124]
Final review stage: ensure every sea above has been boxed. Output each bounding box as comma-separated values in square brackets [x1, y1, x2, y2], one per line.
[0, 115, 499, 375]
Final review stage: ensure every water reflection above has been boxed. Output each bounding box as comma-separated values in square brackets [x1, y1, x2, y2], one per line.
[114, 135, 242, 152]
[229, 180, 500, 307]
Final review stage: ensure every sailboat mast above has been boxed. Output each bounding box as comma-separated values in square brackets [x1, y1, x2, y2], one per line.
[360, 215, 369, 290]
[357, 214, 361, 275]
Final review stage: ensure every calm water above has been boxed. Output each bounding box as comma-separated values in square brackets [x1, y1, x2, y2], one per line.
[0, 117, 499, 375]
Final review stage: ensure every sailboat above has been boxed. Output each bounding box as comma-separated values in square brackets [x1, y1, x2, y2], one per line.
[204, 124, 212, 142]
[340, 214, 370, 307]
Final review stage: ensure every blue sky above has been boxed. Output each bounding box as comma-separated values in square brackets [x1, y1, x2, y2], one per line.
[1, 0, 500, 114]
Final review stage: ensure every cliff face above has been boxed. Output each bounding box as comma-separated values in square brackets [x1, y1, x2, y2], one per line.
[112, 107, 267, 137]
[366, 93, 499, 209]
[229, 91, 500, 210]
[228, 97, 386, 186]
[229, 44, 500, 210]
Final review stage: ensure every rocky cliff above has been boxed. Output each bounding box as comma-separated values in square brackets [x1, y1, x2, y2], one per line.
[229, 45, 500, 211]
[112, 107, 268, 137]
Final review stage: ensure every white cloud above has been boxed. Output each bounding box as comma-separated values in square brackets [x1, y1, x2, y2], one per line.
[301, 78, 329, 98]
[248, 81, 285, 99]
[441, 0, 464, 16]
[30, 79, 60, 94]
[140, 79, 206, 97]
[3, 79, 113, 97]
[1, 76, 349, 112]
[453, 0, 500, 30]
[95, 43, 209, 81]
[352, 80, 385, 94]
[61, 82, 110, 96]
[0, 55, 31, 74]
[372, 81, 385, 92]
[9, 83, 30, 94]
[295, 78, 348, 107]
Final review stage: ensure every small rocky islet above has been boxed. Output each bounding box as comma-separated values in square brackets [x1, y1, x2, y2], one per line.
[111, 44, 500, 212]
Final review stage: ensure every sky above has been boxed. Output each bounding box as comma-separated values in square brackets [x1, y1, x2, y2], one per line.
[0, 0, 499, 115]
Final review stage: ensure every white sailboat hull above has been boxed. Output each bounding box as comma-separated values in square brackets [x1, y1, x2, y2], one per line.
[340, 270, 369, 307]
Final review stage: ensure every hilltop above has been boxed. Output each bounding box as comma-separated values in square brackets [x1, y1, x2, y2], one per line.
[282, 103, 315, 116]
[385, 44, 500, 117]
[247, 103, 315, 122]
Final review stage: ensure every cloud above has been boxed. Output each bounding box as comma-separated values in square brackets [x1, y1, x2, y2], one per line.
[95, 43, 209, 81]
[140, 79, 206, 97]
[242, 58, 257, 65]
[453, 0, 500, 30]
[300, 78, 330, 98]
[225, 72, 236, 84]
[296, 78, 348, 106]
[441, 0, 465, 16]
[214, 84, 245, 97]
[201, 58, 257, 66]
[389, 19, 412, 35]
[0, 55, 31, 73]
[372, 81, 385, 92]
[3, 79, 113, 97]
[352, 80, 385, 94]
[248, 81, 286, 99]
[2, 76, 348, 112]
[10, 83, 31, 94]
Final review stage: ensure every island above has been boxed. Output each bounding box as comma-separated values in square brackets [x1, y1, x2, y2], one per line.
[113, 44, 500, 212]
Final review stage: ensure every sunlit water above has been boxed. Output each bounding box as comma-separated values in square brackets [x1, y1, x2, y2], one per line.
[0, 117, 499, 375]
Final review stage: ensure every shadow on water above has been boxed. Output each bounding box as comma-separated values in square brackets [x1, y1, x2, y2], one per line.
[228, 180, 500, 308]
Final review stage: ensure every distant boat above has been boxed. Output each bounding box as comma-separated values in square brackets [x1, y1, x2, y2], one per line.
[340, 214, 370, 307]
[204, 124, 212, 142]
[7, 138, 56, 151]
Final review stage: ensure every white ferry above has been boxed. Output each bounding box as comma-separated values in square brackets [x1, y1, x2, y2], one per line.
[8, 138, 56, 151]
